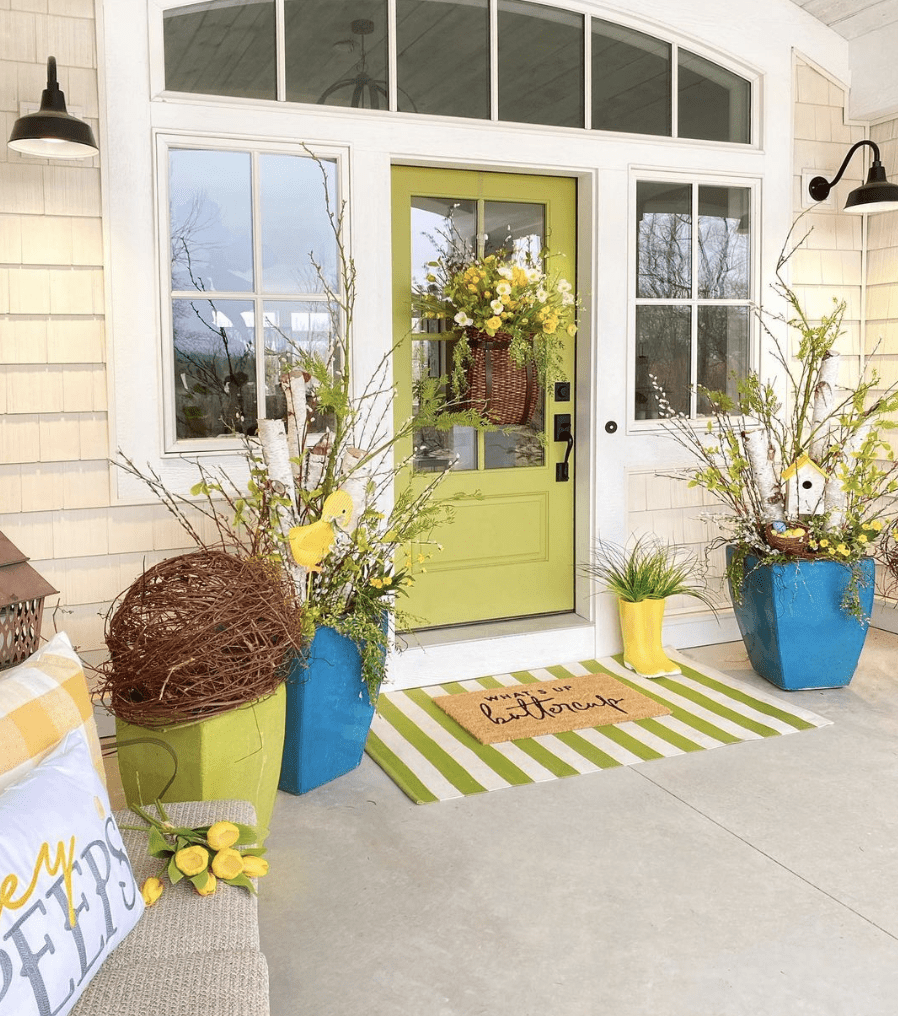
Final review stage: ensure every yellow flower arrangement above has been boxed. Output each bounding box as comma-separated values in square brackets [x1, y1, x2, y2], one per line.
[413, 248, 579, 403]
[126, 800, 269, 900]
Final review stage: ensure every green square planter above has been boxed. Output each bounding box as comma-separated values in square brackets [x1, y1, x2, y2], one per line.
[115, 683, 286, 837]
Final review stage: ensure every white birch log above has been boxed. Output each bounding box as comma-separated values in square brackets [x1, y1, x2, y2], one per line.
[258, 418, 306, 596]
[304, 431, 330, 490]
[809, 352, 840, 463]
[281, 368, 308, 481]
[742, 428, 786, 522]
[337, 446, 372, 530]
[824, 420, 872, 529]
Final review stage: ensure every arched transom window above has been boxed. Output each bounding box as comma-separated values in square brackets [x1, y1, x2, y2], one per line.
[162, 0, 752, 143]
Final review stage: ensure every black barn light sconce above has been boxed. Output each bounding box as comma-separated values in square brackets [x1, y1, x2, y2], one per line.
[808, 140, 898, 214]
[7, 56, 98, 160]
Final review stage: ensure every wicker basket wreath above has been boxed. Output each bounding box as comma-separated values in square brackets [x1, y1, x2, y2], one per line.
[462, 328, 541, 426]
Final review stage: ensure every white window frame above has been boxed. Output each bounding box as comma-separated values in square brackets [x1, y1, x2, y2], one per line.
[627, 169, 762, 431]
[156, 132, 346, 454]
[148, 0, 761, 148]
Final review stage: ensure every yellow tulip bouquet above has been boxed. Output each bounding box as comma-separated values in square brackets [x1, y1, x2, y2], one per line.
[127, 800, 269, 905]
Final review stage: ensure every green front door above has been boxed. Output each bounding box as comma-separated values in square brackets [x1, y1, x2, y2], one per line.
[392, 166, 577, 628]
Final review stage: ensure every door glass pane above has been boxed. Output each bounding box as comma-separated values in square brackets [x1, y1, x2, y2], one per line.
[591, 20, 670, 136]
[482, 201, 545, 263]
[397, 0, 489, 118]
[411, 197, 476, 294]
[498, 1, 584, 128]
[411, 196, 478, 472]
[636, 182, 692, 299]
[413, 338, 478, 472]
[164, 0, 276, 100]
[482, 198, 547, 469]
[483, 415, 545, 468]
[635, 306, 691, 419]
[697, 306, 749, 413]
[170, 150, 253, 294]
[678, 49, 750, 144]
[263, 300, 334, 421]
[260, 155, 338, 293]
[285, 0, 389, 109]
[173, 298, 256, 438]
[698, 186, 750, 299]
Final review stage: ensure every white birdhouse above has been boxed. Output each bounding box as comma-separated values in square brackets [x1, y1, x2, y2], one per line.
[782, 453, 827, 516]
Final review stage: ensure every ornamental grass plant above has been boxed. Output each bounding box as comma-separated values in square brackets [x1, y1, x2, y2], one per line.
[583, 535, 715, 608]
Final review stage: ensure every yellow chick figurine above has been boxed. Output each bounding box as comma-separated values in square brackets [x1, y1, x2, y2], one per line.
[288, 490, 354, 572]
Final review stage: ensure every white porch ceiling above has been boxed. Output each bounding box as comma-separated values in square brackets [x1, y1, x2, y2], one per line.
[787, 0, 898, 40]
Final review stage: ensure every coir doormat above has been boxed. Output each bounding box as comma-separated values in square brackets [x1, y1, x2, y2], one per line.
[433, 671, 670, 744]
[365, 650, 832, 804]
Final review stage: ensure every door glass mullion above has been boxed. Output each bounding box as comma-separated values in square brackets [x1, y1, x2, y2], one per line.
[475, 197, 486, 471]
[690, 182, 699, 417]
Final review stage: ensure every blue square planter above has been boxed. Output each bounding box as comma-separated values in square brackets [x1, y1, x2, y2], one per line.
[726, 547, 874, 691]
[278, 624, 377, 795]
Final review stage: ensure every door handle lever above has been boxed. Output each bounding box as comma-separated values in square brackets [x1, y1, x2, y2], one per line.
[553, 414, 573, 482]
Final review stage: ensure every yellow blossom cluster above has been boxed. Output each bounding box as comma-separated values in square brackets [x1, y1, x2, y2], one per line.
[420, 251, 577, 343]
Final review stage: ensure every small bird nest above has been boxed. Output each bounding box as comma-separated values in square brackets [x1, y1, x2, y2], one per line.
[97, 549, 306, 727]
[764, 521, 812, 557]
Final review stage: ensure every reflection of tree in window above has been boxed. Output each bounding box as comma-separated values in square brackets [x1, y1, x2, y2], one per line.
[168, 148, 338, 441]
[635, 181, 750, 420]
[173, 298, 256, 439]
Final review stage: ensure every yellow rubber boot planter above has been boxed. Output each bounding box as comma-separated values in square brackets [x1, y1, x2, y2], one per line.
[619, 598, 681, 678]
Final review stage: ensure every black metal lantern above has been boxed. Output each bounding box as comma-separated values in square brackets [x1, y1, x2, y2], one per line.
[808, 140, 898, 215]
[8, 56, 98, 160]
[0, 532, 58, 670]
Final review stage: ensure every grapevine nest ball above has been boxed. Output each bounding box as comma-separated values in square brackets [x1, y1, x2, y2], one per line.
[97, 549, 306, 727]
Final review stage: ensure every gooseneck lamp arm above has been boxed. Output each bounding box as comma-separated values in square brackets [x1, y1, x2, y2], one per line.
[808, 139, 898, 214]
[808, 140, 880, 201]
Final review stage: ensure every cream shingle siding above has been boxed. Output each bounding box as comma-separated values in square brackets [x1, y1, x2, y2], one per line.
[0, 9, 197, 665]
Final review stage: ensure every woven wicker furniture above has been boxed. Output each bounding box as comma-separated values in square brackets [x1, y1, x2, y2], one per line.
[73, 799, 270, 1016]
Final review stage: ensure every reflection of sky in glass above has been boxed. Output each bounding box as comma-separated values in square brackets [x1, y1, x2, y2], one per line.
[170, 150, 338, 296]
[411, 199, 476, 291]
[262, 300, 333, 362]
[260, 156, 337, 293]
[170, 150, 253, 293]
[483, 201, 544, 264]
[636, 182, 691, 299]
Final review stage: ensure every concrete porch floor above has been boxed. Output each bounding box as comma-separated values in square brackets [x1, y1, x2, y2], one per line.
[259, 629, 898, 1016]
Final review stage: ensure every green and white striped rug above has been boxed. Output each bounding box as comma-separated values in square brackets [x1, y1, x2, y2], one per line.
[365, 650, 831, 804]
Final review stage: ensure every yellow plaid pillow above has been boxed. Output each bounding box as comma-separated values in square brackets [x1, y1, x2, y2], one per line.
[0, 631, 105, 792]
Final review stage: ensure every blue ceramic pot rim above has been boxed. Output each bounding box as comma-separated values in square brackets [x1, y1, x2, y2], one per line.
[729, 547, 876, 616]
